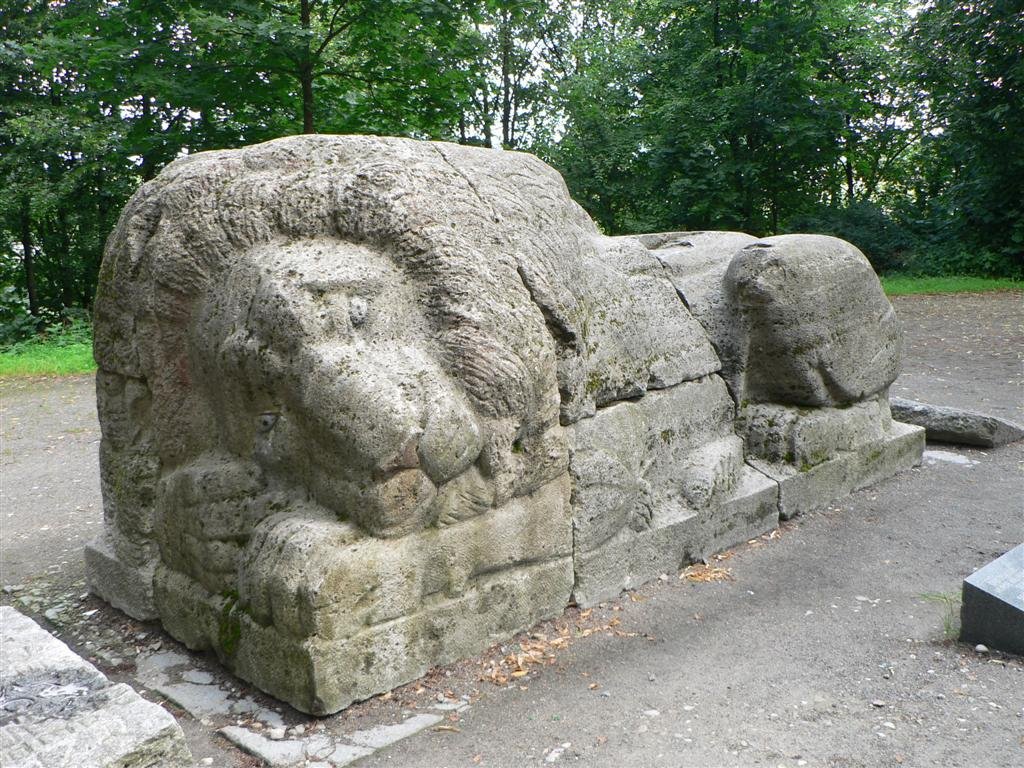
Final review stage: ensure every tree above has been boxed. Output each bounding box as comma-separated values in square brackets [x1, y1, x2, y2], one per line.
[906, 0, 1024, 273]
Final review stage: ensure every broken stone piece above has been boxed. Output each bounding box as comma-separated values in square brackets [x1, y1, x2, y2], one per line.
[890, 397, 1024, 447]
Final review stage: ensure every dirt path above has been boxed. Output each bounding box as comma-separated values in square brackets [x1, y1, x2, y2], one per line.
[891, 291, 1023, 421]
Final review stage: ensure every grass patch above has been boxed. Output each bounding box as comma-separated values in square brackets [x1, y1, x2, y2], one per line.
[0, 342, 96, 377]
[881, 275, 1022, 296]
[921, 591, 962, 642]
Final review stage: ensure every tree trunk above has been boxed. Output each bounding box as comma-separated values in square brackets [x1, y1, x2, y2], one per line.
[140, 95, 158, 181]
[301, 66, 315, 133]
[500, 10, 512, 147]
[56, 210, 75, 311]
[19, 199, 40, 317]
[300, 0, 315, 133]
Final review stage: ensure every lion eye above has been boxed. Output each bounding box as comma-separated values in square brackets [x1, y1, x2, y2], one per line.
[258, 412, 279, 433]
[349, 296, 368, 327]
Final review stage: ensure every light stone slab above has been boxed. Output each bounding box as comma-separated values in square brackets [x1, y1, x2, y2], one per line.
[153, 681, 260, 719]
[218, 727, 307, 767]
[345, 713, 445, 749]
[0, 606, 190, 768]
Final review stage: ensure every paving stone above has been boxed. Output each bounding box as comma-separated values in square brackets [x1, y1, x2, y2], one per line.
[345, 713, 445, 749]
[0, 606, 190, 768]
[153, 681, 259, 719]
[218, 727, 305, 766]
[219, 726, 374, 767]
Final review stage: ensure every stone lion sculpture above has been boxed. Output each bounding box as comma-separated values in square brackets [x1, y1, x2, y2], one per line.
[86, 135, 923, 714]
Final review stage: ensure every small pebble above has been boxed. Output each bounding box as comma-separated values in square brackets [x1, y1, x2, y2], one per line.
[291, 724, 306, 735]
[871, 700, 886, 708]
[975, 644, 988, 653]
[201, 759, 214, 766]
[267, 727, 286, 740]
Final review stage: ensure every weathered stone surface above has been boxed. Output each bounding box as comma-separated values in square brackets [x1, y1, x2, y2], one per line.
[568, 377, 742, 556]
[0, 606, 190, 768]
[84, 532, 157, 620]
[737, 396, 893, 468]
[572, 464, 779, 607]
[634, 231, 757, 397]
[960, 544, 1024, 656]
[890, 397, 1024, 447]
[88, 134, 922, 714]
[152, 477, 573, 714]
[723, 234, 901, 406]
[749, 420, 925, 520]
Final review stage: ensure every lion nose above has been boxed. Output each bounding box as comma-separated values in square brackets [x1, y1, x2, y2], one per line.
[416, 394, 484, 484]
[378, 433, 422, 475]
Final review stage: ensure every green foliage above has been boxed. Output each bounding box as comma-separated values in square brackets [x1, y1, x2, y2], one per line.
[786, 202, 915, 274]
[0, 311, 95, 377]
[0, 285, 38, 345]
[905, 0, 1024, 273]
[2, 0, 1020, 317]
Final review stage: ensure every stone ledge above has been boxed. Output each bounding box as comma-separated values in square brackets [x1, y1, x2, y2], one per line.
[749, 421, 924, 521]
[0, 606, 190, 768]
[960, 543, 1024, 656]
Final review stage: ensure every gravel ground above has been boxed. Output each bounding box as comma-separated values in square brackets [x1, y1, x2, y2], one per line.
[1, 291, 1021, 768]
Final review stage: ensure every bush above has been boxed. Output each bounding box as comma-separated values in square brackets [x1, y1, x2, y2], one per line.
[899, 244, 1024, 280]
[1, 309, 92, 354]
[784, 202, 915, 273]
[0, 285, 39, 346]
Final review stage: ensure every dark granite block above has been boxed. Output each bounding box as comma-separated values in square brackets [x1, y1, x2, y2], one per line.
[960, 543, 1024, 656]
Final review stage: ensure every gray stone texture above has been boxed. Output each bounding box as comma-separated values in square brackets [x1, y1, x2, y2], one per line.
[0, 606, 190, 768]
[960, 544, 1024, 656]
[88, 135, 923, 714]
[890, 397, 1024, 447]
[723, 235, 902, 407]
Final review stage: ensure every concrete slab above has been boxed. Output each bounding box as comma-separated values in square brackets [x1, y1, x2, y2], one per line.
[0, 606, 190, 768]
[345, 713, 445, 749]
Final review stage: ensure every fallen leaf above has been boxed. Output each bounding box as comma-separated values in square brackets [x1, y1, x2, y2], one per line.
[680, 564, 734, 583]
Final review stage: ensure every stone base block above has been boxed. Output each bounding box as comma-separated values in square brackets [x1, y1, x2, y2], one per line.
[0, 606, 190, 768]
[154, 558, 572, 714]
[572, 465, 779, 607]
[149, 475, 575, 714]
[750, 420, 924, 520]
[84, 532, 157, 621]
